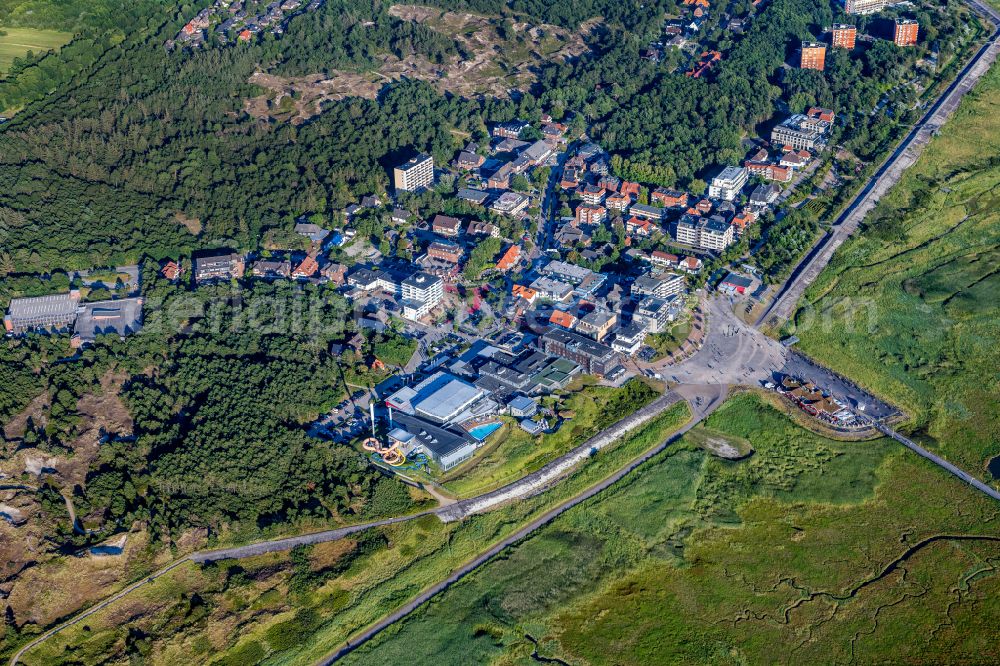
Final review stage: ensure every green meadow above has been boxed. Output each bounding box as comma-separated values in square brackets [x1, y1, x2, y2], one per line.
[439, 378, 659, 497]
[13, 403, 693, 666]
[0, 26, 69, 73]
[342, 394, 1000, 665]
[789, 60, 1000, 476]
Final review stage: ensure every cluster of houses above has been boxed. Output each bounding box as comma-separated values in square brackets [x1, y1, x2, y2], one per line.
[550, 108, 832, 257]
[505, 253, 690, 372]
[168, 0, 320, 48]
[449, 117, 564, 194]
[643, 0, 764, 67]
[3, 95, 835, 361]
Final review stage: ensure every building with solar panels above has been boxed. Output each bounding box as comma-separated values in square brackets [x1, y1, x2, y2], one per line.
[4, 291, 81, 334]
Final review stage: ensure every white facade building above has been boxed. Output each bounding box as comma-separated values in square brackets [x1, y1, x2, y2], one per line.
[401, 271, 443, 319]
[393, 153, 434, 192]
[708, 166, 748, 201]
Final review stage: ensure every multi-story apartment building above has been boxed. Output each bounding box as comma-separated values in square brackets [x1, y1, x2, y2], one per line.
[744, 161, 793, 182]
[708, 166, 748, 201]
[401, 272, 443, 320]
[651, 188, 688, 208]
[427, 241, 463, 264]
[674, 215, 735, 251]
[628, 203, 666, 221]
[540, 328, 618, 376]
[393, 153, 434, 192]
[894, 18, 918, 46]
[488, 163, 513, 190]
[771, 115, 831, 151]
[604, 192, 631, 211]
[611, 323, 646, 354]
[580, 184, 606, 205]
[530, 276, 574, 303]
[575, 309, 617, 342]
[490, 192, 530, 216]
[800, 41, 827, 70]
[540, 260, 592, 286]
[675, 214, 701, 246]
[431, 214, 462, 237]
[633, 295, 682, 334]
[831, 24, 857, 49]
[194, 252, 244, 282]
[632, 271, 685, 300]
[575, 205, 607, 226]
[492, 119, 529, 139]
[841, 0, 887, 15]
[700, 216, 735, 251]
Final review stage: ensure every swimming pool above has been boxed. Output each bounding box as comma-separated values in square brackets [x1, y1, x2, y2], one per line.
[468, 421, 503, 441]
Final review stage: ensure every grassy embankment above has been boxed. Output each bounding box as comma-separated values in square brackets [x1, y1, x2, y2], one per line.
[788, 58, 1000, 475]
[12, 399, 692, 665]
[647, 320, 692, 359]
[342, 393, 1000, 665]
[436, 377, 660, 497]
[0, 27, 69, 73]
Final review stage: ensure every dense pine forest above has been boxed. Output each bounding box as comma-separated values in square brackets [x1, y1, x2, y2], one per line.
[2, 263, 416, 543]
[0, 0, 962, 274]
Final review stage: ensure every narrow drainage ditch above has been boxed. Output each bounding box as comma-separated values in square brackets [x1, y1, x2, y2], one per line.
[525, 634, 570, 665]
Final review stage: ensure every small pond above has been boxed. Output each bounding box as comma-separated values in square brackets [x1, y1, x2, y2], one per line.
[987, 454, 1000, 480]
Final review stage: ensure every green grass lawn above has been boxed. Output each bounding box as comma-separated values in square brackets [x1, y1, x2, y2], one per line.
[439, 378, 660, 497]
[14, 401, 691, 666]
[789, 59, 1000, 476]
[342, 393, 1000, 666]
[646, 319, 691, 361]
[0, 26, 70, 74]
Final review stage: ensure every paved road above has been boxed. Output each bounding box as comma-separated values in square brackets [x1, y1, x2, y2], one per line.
[780, 352, 897, 420]
[757, 3, 1000, 329]
[664, 296, 787, 388]
[217, 9, 1000, 658]
[438, 391, 684, 521]
[319, 386, 726, 665]
[189, 513, 435, 563]
[12, 5, 1000, 664]
[8, 387, 695, 665]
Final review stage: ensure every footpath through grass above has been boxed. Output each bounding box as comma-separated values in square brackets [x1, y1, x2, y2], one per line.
[439, 378, 659, 497]
[14, 400, 692, 666]
[341, 393, 1000, 665]
[0, 27, 69, 73]
[789, 58, 1000, 476]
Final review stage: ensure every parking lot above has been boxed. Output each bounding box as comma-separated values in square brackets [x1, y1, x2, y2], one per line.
[310, 389, 373, 442]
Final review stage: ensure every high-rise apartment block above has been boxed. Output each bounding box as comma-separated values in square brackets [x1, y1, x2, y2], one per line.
[831, 24, 857, 49]
[393, 153, 434, 192]
[800, 41, 827, 71]
[841, 0, 887, 15]
[894, 19, 918, 46]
